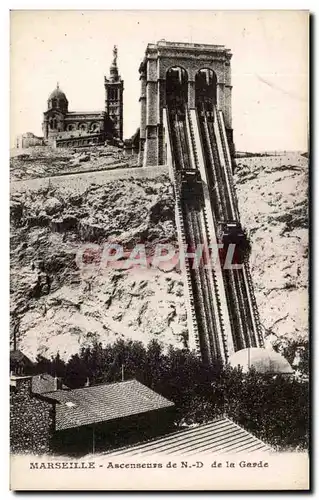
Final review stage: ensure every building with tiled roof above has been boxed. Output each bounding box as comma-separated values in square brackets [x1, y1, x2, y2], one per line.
[45, 379, 174, 431]
[105, 417, 272, 456]
[10, 350, 33, 375]
[10, 374, 175, 455]
[10, 350, 273, 457]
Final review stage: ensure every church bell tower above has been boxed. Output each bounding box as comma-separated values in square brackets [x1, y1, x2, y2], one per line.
[104, 45, 124, 140]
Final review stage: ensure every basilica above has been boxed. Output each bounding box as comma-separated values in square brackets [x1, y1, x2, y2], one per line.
[42, 46, 124, 148]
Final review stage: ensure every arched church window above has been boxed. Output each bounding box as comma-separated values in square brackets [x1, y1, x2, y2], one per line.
[91, 123, 99, 132]
[109, 88, 118, 101]
[52, 99, 58, 109]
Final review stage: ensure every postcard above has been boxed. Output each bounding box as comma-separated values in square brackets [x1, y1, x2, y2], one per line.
[10, 10, 309, 491]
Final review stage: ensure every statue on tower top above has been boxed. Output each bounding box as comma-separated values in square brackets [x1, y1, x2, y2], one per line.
[112, 45, 118, 65]
[109, 45, 119, 82]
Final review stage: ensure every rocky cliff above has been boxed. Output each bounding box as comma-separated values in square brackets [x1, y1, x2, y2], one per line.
[234, 152, 308, 366]
[10, 148, 308, 368]
[10, 171, 185, 361]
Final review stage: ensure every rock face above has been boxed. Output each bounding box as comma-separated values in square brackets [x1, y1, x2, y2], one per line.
[10, 175, 184, 361]
[10, 149, 308, 369]
[234, 152, 308, 359]
[10, 145, 136, 181]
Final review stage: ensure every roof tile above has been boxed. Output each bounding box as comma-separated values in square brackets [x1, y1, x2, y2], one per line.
[105, 418, 272, 456]
[44, 379, 174, 430]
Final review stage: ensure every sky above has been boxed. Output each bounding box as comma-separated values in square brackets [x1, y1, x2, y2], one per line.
[10, 10, 309, 151]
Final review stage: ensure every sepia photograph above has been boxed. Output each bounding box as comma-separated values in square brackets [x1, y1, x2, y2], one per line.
[9, 9, 309, 490]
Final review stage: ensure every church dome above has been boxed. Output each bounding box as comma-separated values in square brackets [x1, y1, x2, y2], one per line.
[47, 83, 68, 113]
[229, 348, 294, 375]
[48, 84, 68, 102]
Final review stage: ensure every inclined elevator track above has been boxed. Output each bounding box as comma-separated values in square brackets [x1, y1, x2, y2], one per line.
[167, 102, 263, 364]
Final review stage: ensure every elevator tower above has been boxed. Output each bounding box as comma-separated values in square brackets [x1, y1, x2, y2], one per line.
[138, 40, 234, 167]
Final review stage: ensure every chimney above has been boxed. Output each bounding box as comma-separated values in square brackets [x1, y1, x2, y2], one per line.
[54, 376, 58, 391]
[85, 377, 90, 387]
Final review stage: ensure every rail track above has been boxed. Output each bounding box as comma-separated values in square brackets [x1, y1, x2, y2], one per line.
[165, 101, 263, 363]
